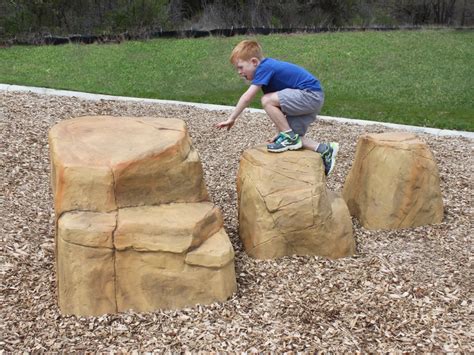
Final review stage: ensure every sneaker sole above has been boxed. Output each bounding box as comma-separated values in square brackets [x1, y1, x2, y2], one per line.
[267, 141, 303, 153]
[327, 143, 339, 175]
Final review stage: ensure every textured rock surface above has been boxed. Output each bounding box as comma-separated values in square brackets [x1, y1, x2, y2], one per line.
[57, 211, 116, 315]
[343, 132, 444, 229]
[49, 116, 209, 215]
[115, 203, 235, 313]
[49, 116, 236, 316]
[237, 145, 355, 259]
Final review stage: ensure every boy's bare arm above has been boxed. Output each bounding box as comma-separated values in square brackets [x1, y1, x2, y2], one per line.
[215, 85, 261, 130]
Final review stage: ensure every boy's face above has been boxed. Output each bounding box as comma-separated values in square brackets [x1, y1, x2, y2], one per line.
[234, 58, 259, 81]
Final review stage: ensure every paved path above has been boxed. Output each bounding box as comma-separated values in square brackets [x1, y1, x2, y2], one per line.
[2, 83, 472, 139]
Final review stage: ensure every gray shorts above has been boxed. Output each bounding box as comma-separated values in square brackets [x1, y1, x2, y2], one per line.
[278, 89, 325, 136]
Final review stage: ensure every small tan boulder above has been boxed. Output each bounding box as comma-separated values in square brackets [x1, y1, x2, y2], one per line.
[342, 132, 444, 229]
[237, 145, 355, 259]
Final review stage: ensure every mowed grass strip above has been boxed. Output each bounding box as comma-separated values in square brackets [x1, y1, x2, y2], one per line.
[1, 30, 472, 130]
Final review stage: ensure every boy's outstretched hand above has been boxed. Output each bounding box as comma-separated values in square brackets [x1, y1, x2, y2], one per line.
[215, 118, 235, 131]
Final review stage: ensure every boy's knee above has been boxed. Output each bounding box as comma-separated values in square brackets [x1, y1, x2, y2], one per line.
[261, 93, 278, 108]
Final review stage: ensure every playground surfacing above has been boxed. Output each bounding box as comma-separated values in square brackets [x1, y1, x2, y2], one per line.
[1, 91, 472, 352]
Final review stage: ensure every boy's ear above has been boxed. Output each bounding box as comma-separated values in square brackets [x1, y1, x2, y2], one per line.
[250, 57, 260, 66]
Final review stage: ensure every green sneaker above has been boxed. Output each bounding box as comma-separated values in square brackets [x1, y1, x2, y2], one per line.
[321, 142, 339, 176]
[267, 132, 302, 153]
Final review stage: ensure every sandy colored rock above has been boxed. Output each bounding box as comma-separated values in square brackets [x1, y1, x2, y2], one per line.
[50, 116, 236, 316]
[56, 205, 235, 315]
[115, 203, 223, 253]
[115, 203, 235, 312]
[49, 116, 209, 216]
[237, 145, 355, 259]
[57, 211, 117, 316]
[342, 132, 444, 229]
[185, 229, 235, 268]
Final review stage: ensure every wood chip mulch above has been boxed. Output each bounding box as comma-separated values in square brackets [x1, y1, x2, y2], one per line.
[1, 92, 472, 352]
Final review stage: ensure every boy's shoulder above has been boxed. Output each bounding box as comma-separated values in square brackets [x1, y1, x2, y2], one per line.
[259, 57, 300, 70]
[260, 57, 280, 66]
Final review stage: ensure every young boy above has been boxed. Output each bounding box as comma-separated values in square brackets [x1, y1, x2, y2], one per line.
[215, 40, 338, 176]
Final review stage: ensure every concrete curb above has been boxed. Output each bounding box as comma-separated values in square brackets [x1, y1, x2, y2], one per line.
[2, 83, 473, 139]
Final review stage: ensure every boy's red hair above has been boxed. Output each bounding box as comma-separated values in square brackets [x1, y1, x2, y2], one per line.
[230, 40, 264, 64]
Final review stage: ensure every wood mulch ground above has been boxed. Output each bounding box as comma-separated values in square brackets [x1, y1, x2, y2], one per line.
[1, 92, 472, 352]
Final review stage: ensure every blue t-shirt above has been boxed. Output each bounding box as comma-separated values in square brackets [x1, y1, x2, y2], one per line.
[252, 58, 322, 94]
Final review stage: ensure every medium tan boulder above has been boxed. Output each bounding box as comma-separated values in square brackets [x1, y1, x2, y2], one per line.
[50, 116, 236, 316]
[237, 145, 355, 259]
[342, 132, 444, 229]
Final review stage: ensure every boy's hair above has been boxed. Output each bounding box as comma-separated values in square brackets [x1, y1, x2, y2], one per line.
[230, 40, 264, 64]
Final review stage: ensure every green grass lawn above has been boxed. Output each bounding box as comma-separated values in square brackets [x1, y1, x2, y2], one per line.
[1, 30, 473, 130]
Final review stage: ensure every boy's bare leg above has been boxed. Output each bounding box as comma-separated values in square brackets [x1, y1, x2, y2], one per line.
[261, 93, 291, 132]
[302, 136, 321, 151]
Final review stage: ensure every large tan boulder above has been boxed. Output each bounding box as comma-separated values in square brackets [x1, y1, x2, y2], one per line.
[342, 132, 444, 229]
[237, 145, 355, 259]
[50, 116, 236, 316]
